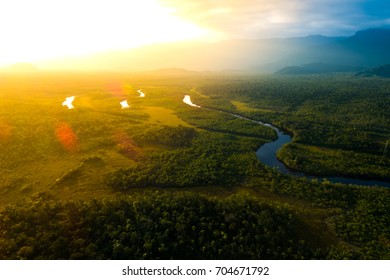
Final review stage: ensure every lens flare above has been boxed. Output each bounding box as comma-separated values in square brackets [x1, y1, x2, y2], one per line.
[0, 120, 12, 143]
[107, 82, 126, 98]
[62, 96, 75, 109]
[55, 122, 79, 152]
[183, 95, 200, 107]
[113, 130, 138, 157]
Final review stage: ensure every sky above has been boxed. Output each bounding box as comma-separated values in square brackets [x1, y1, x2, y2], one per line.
[0, 0, 389, 66]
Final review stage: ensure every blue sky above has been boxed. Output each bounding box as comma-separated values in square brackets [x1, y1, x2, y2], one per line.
[159, 0, 390, 38]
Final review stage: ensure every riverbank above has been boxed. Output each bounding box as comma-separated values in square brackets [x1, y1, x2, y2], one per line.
[200, 106, 390, 188]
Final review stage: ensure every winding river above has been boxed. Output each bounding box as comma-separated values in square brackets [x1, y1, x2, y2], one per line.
[195, 102, 390, 188]
[255, 124, 390, 187]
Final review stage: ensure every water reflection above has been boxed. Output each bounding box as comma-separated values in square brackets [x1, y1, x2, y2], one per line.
[183, 95, 200, 107]
[62, 96, 75, 109]
[120, 100, 130, 109]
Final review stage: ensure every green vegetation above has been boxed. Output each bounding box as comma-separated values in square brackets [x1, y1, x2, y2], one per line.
[177, 108, 276, 140]
[198, 74, 390, 180]
[106, 132, 262, 189]
[0, 192, 313, 260]
[134, 125, 197, 148]
[0, 71, 389, 260]
[278, 143, 390, 180]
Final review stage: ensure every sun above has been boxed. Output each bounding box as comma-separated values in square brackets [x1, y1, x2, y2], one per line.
[0, 0, 213, 66]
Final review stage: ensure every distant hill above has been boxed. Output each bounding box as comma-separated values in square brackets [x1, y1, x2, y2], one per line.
[287, 28, 390, 67]
[355, 64, 390, 78]
[145, 68, 198, 75]
[38, 36, 344, 72]
[38, 28, 390, 72]
[276, 66, 317, 75]
[276, 63, 364, 75]
[2, 63, 39, 72]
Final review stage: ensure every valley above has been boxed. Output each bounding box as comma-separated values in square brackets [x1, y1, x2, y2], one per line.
[0, 71, 389, 260]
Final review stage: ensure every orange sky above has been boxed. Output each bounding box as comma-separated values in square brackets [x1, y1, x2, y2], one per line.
[1, 0, 388, 67]
[0, 0, 218, 66]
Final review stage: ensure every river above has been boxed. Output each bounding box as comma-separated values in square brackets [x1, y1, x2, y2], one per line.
[206, 107, 390, 187]
[184, 97, 390, 188]
[255, 121, 390, 188]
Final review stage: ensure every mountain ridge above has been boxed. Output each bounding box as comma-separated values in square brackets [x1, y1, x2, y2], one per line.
[355, 64, 390, 77]
[37, 28, 390, 72]
[276, 63, 365, 75]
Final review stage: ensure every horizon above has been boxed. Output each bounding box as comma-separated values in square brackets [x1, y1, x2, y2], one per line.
[2, 26, 389, 73]
[0, 1, 390, 267]
[0, 0, 389, 68]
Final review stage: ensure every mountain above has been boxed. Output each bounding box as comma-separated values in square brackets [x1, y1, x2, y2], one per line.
[38, 28, 390, 72]
[287, 28, 390, 67]
[355, 64, 390, 78]
[40, 37, 341, 72]
[276, 63, 365, 75]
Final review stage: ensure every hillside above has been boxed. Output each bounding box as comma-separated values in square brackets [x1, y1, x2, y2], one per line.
[285, 29, 390, 67]
[355, 64, 390, 77]
[276, 63, 364, 74]
[37, 29, 390, 72]
[0, 72, 389, 260]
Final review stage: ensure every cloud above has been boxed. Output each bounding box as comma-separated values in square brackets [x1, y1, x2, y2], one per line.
[158, 0, 390, 38]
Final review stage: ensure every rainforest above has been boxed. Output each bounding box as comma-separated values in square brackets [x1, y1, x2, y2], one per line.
[0, 71, 389, 260]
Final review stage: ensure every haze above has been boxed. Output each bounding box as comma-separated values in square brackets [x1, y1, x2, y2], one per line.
[0, 0, 389, 70]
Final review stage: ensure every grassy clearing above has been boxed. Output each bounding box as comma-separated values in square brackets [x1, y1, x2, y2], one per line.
[231, 100, 273, 113]
[189, 87, 210, 98]
[0, 72, 388, 259]
[142, 106, 192, 127]
[0, 72, 196, 204]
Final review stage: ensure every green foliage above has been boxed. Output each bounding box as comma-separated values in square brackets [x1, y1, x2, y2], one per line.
[198, 75, 390, 179]
[134, 125, 196, 148]
[334, 191, 390, 259]
[106, 132, 263, 189]
[1, 72, 389, 261]
[0, 192, 316, 260]
[278, 143, 390, 180]
[249, 170, 390, 259]
[177, 108, 276, 140]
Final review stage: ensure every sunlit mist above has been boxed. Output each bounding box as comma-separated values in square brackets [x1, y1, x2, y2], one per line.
[138, 90, 146, 98]
[62, 96, 75, 109]
[183, 95, 200, 107]
[0, 0, 215, 66]
[120, 100, 130, 109]
[107, 83, 126, 98]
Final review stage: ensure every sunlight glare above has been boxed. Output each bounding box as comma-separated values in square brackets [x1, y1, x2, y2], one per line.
[0, 0, 214, 66]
